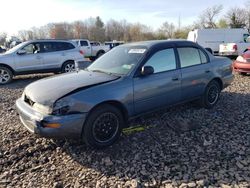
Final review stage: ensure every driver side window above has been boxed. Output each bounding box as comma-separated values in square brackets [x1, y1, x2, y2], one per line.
[144, 48, 176, 73]
[22, 43, 40, 54]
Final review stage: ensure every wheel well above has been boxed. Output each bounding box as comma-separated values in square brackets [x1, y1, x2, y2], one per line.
[89, 101, 129, 124]
[211, 77, 223, 90]
[62, 60, 75, 69]
[97, 50, 105, 55]
[0, 64, 15, 75]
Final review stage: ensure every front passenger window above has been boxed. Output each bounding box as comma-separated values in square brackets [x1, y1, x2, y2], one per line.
[144, 48, 176, 73]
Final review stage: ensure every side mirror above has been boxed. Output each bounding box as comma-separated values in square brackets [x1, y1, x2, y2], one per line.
[141, 66, 154, 76]
[17, 49, 26, 55]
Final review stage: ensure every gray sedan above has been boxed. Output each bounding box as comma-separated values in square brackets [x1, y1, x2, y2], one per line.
[16, 40, 233, 148]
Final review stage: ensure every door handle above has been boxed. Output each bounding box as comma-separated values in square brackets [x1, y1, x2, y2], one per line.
[172, 77, 179, 81]
[205, 70, 210, 73]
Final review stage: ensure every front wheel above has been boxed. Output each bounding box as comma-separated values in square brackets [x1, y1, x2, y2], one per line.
[200, 80, 221, 109]
[83, 104, 124, 149]
[0, 66, 13, 85]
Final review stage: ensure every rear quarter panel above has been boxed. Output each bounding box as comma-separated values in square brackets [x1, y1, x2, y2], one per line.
[210, 56, 233, 89]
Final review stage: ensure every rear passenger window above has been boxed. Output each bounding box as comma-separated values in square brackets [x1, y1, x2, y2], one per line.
[178, 47, 201, 68]
[144, 48, 176, 73]
[199, 49, 208, 63]
[80, 41, 88, 46]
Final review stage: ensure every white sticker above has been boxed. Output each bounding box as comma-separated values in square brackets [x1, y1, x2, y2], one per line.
[128, 49, 146, 54]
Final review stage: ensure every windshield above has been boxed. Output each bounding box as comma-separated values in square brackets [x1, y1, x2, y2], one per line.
[87, 45, 147, 75]
[5, 42, 27, 54]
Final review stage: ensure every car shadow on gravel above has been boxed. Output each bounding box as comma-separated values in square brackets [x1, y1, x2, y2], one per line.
[56, 91, 250, 187]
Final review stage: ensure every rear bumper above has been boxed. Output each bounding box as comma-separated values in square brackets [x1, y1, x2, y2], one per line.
[16, 98, 87, 139]
[233, 61, 250, 73]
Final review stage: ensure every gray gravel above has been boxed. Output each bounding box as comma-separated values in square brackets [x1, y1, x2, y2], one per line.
[0, 73, 249, 188]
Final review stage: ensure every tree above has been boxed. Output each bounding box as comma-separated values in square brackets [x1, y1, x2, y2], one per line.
[198, 5, 223, 28]
[0, 32, 7, 45]
[226, 7, 247, 28]
[157, 21, 175, 39]
[244, 1, 250, 29]
[217, 19, 228, 28]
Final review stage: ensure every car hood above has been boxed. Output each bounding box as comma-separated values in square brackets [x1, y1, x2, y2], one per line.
[24, 70, 119, 106]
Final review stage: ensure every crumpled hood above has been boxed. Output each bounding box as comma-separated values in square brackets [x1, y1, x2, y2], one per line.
[24, 70, 119, 105]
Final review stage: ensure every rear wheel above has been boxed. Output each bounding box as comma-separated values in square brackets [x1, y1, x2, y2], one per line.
[96, 51, 105, 59]
[0, 66, 13, 85]
[83, 104, 124, 149]
[62, 61, 75, 73]
[200, 80, 221, 109]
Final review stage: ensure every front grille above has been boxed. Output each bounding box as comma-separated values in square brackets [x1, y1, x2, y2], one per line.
[24, 95, 35, 106]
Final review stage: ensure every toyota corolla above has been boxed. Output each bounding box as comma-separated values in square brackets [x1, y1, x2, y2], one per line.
[16, 40, 233, 148]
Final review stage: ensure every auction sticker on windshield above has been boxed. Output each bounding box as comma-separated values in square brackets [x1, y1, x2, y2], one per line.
[128, 49, 146, 54]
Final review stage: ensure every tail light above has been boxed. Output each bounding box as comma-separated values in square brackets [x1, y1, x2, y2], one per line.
[79, 50, 84, 55]
[233, 44, 238, 51]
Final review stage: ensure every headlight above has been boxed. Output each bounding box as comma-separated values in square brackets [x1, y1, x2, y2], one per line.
[33, 103, 52, 114]
[236, 56, 247, 63]
[52, 98, 75, 115]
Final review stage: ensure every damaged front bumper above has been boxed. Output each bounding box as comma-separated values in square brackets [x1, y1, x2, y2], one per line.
[16, 98, 87, 139]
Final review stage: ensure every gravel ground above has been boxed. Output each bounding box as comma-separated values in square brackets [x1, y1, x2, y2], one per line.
[0, 73, 249, 188]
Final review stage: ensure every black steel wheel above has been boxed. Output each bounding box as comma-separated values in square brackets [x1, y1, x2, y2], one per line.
[83, 104, 124, 149]
[200, 80, 221, 109]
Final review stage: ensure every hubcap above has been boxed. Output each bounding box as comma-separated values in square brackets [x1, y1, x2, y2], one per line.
[0, 69, 10, 84]
[208, 85, 219, 104]
[64, 63, 75, 72]
[92, 112, 119, 143]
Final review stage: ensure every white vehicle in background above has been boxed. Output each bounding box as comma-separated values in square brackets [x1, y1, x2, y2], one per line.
[72, 39, 110, 60]
[187, 29, 250, 55]
[0, 40, 86, 84]
[219, 38, 250, 56]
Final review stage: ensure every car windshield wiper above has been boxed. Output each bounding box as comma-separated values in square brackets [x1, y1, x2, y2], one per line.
[91, 69, 110, 74]
[91, 69, 123, 77]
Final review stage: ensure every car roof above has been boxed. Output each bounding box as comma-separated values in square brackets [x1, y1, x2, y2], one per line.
[27, 39, 74, 43]
[122, 39, 195, 48]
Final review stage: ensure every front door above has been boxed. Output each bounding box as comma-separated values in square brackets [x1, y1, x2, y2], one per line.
[133, 48, 181, 114]
[15, 42, 44, 72]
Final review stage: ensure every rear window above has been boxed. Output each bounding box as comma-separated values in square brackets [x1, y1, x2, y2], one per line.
[80, 41, 88, 46]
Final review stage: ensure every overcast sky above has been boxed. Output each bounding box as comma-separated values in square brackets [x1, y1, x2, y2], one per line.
[0, 0, 248, 35]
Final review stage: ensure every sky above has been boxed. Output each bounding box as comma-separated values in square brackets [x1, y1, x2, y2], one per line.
[0, 0, 248, 35]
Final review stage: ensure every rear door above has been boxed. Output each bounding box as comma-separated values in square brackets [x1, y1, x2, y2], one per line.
[177, 46, 213, 100]
[41, 42, 75, 69]
[133, 47, 181, 114]
[15, 42, 44, 72]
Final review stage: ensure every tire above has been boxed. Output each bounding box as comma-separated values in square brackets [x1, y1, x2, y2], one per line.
[96, 51, 105, 59]
[240, 72, 247, 76]
[0, 66, 13, 85]
[83, 104, 124, 149]
[200, 80, 221, 109]
[62, 61, 75, 73]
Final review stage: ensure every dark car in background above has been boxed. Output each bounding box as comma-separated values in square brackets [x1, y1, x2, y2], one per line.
[16, 40, 233, 148]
